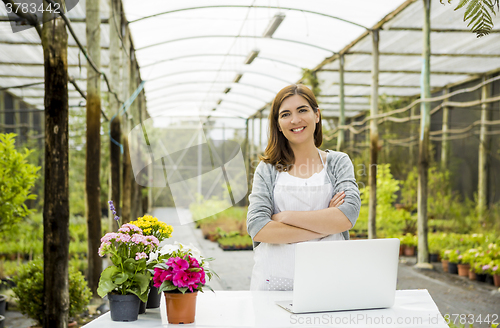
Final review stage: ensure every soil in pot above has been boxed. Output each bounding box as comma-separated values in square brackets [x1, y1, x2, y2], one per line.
[448, 262, 458, 274]
[108, 293, 140, 322]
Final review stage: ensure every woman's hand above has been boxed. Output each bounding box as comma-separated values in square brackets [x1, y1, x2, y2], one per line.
[329, 191, 345, 208]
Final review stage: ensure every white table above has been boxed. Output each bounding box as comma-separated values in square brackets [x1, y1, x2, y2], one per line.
[84, 290, 448, 327]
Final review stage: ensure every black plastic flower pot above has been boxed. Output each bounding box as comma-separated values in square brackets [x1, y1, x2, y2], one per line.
[146, 285, 161, 309]
[476, 273, 487, 282]
[0, 295, 6, 316]
[448, 262, 458, 274]
[108, 293, 140, 322]
[0, 314, 4, 328]
[139, 300, 146, 314]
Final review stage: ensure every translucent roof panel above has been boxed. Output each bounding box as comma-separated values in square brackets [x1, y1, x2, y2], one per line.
[2, 0, 500, 123]
[122, 0, 406, 119]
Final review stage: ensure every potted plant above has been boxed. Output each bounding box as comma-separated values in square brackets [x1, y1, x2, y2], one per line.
[152, 242, 217, 324]
[129, 214, 173, 311]
[457, 249, 475, 277]
[492, 261, 500, 287]
[96, 219, 159, 322]
[441, 249, 451, 273]
[10, 259, 92, 327]
[400, 233, 417, 257]
[428, 234, 441, 262]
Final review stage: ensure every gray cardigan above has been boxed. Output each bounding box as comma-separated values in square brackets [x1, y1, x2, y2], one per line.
[246, 149, 361, 248]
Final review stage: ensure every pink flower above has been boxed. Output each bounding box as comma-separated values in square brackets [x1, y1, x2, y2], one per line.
[118, 223, 143, 234]
[482, 265, 490, 271]
[167, 257, 189, 272]
[101, 232, 118, 243]
[145, 235, 159, 247]
[493, 266, 498, 272]
[131, 234, 147, 245]
[135, 252, 148, 260]
[98, 242, 110, 257]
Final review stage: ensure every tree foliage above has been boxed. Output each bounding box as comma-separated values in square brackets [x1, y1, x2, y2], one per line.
[442, 0, 499, 37]
[0, 133, 40, 233]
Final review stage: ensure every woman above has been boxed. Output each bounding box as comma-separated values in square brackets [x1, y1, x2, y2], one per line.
[246, 84, 361, 291]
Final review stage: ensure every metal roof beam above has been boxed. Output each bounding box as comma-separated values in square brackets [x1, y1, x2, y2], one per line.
[0, 40, 109, 50]
[146, 81, 276, 95]
[148, 69, 293, 84]
[141, 54, 300, 69]
[318, 69, 473, 75]
[331, 82, 421, 88]
[145, 90, 269, 103]
[0, 62, 109, 68]
[129, 5, 369, 30]
[136, 35, 334, 54]
[387, 27, 500, 33]
[347, 51, 500, 58]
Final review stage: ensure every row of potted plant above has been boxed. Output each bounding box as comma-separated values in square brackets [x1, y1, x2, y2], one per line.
[441, 244, 500, 287]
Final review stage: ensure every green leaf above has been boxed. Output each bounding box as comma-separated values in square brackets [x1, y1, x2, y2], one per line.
[123, 259, 136, 273]
[97, 266, 119, 297]
[134, 272, 151, 294]
[455, 0, 471, 10]
[178, 287, 188, 294]
[113, 272, 129, 285]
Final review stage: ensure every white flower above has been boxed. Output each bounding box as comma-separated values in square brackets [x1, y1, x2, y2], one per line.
[159, 243, 180, 255]
[146, 251, 159, 264]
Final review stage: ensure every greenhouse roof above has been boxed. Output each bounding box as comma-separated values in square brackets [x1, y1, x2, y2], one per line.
[1, 0, 500, 121]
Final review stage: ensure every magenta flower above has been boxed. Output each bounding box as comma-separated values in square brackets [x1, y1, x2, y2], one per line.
[167, 257, 189, 272]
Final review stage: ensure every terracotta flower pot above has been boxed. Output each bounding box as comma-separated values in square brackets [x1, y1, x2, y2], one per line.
[468, 269, 477, 281]
[457, 263, 470, 277]
[164, 291, 198, 324]
[493, 274, 500, 287]
[399, 245, 404, 256]
[441, 260, 449, 273]
[403, 246, 415, 257]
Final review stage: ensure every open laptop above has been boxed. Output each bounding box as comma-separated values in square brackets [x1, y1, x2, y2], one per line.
[276, 238, 400, 314]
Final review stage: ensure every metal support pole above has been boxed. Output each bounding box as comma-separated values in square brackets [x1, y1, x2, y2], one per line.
[478, 76, 490, 224]
[245, 118, 250, 205]
[441, 88, 449, 171]
[416, 0, 432, 269]
[368, 29, 379, 240]
[337, 54, 345, 152]
[259, 111, 263, 155]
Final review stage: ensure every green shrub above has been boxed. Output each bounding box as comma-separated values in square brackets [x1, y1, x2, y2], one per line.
[358, 164, 414, 236]
[0, 133, 40, 233]
[11, 259, 92, 325]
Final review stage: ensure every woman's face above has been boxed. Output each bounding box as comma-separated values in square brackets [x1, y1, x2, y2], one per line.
[277, 94, 319, 146]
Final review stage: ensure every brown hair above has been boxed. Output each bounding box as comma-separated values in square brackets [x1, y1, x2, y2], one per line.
[259, 84, 323, 171]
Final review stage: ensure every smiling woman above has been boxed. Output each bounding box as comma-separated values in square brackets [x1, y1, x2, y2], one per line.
[246, 84, 361, 291]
